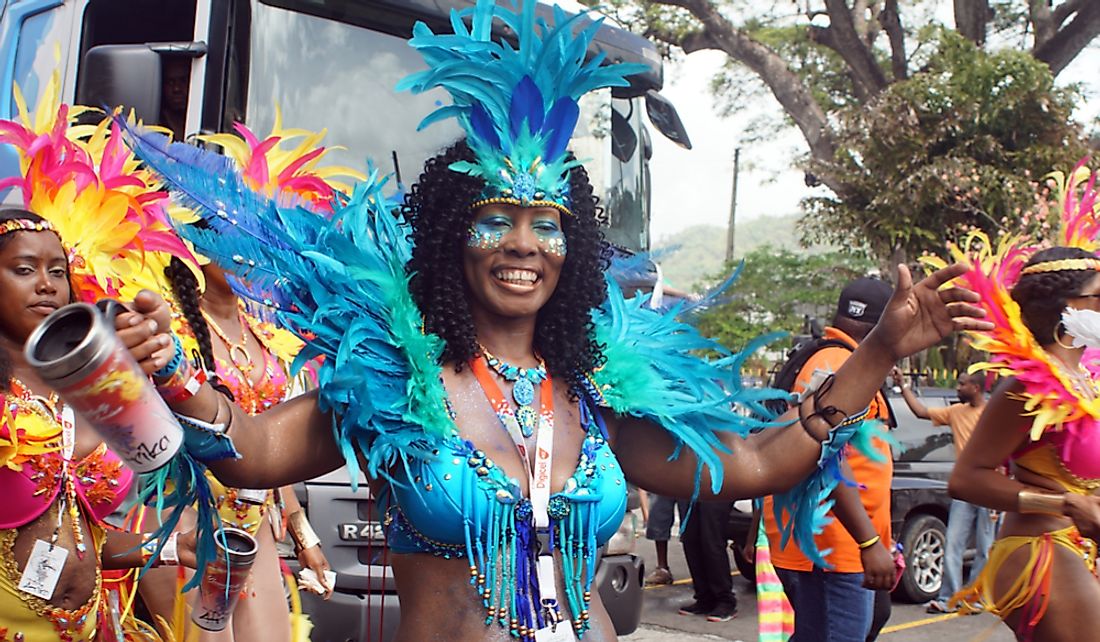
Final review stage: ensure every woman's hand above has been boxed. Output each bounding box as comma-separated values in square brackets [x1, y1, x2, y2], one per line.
[866, 263, 992, 361]
[297, 544, 334, 599]
[177, 530, 198, 569]
[114, 289, 175, 375]
[1063, 494, 1100, 541]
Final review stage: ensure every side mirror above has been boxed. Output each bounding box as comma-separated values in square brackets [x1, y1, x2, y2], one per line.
[78, 45, 162, 122]
[610, 107, 637, 163]
[645, 90, 692, 150]
[77, 42, 206, 123]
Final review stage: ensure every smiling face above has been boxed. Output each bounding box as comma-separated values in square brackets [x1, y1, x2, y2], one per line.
[463, 204, 567, 323]
[0, 230, 69, 344]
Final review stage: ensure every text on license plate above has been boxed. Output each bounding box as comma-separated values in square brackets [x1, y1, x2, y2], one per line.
[338, 522, 385, 541]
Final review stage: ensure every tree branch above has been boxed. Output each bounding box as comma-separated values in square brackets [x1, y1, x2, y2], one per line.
[1033, 0, 1100, 75]
[1052, 0, 1090, 29]
[644, 26, 718, 53]
[822, 0, 889, 95]
[879, 0, 907, 80]
[953, 0, 990, 46]
[647, 0, 843, 191]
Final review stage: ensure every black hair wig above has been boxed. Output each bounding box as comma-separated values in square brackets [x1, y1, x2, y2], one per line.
[403, 140, 610, 390]
[1011, 246, 1100, 346]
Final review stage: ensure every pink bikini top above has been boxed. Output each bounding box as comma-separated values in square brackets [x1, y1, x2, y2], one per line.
[0, 386, 133, 530]
[1013, 418, 1100, 493]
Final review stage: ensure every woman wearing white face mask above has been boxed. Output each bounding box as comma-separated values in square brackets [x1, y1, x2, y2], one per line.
[949, 239, 1100, 641]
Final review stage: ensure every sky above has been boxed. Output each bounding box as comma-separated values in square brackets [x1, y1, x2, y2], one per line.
[646, 17, 1100, 244]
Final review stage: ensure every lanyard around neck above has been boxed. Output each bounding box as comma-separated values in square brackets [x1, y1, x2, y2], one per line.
[470, 356, 563, 616]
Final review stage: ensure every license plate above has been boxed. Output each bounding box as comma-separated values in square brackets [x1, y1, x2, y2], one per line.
[337, 522, 385, 542]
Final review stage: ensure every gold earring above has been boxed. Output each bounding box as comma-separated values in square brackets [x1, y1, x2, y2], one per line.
[1054, 322, 1077, 349]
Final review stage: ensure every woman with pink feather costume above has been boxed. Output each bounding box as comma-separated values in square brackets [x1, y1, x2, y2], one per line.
[946, 161, 1100, 641]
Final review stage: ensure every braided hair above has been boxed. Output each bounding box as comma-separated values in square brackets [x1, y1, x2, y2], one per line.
[404, 140, 610, 392]
[1011, 246, 1100, 346]
[163, 258, 237, 401]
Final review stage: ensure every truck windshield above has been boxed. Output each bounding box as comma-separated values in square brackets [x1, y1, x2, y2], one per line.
[247, 1, 648, 250]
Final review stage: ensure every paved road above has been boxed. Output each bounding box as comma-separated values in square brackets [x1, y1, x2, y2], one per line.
[620, 520, 1013, 642]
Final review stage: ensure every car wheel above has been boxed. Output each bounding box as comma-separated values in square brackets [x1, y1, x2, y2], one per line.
[896, 513, 946, 603]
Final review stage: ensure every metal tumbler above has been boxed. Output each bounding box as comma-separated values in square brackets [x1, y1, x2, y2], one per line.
[192, 527, 259, 631]
[24, 301, 184, 472]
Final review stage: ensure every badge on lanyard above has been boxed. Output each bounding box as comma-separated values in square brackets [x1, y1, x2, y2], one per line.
[18, 540, 68, 600]
[534, 620, 577, 642]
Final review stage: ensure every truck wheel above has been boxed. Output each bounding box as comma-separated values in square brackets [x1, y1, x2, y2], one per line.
[896, 514, 946, 603]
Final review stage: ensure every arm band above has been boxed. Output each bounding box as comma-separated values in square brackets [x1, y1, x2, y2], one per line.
[1017, 489, 1066, 516]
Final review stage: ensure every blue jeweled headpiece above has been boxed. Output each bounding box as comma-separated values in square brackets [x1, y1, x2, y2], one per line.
[397, 0, 645, 216]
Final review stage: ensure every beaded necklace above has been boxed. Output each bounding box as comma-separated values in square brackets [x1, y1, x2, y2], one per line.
[469, 356, 568, 638]
[480, 347, 548, 438]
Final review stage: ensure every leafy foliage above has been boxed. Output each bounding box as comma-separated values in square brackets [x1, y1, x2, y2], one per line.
[694, 245, 875, 354]
[588, 0, 1100, 265]
[803, 31, 1088, 262]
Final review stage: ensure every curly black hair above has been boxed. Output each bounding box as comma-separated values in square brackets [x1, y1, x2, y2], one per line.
[403, 140, 610, 390]
[1011, 246, 1100, 346]
[0, 209, 72, 385]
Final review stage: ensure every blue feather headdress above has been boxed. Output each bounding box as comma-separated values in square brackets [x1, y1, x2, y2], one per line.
[396, 0, 645, 215]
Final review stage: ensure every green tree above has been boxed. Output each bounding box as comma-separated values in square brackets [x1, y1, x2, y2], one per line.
[695, 245, 875, 357]
[588, 0, 1099, 265]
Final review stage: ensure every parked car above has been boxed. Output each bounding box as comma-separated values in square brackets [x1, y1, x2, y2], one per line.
[727, 386, 961, 603]
[283, 471, 645, 641]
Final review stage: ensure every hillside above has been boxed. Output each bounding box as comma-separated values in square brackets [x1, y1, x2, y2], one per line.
[653, 214, 809, 290]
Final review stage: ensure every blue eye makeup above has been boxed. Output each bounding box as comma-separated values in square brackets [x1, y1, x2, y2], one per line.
[465, 211, 567, 257]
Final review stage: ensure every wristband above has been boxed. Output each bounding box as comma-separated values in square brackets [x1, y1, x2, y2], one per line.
[156, 351, 207, 404]
[152, 334, 185, 380]
[176, 396, 241, 462]
[159, 532, 180, 567]
[1017, 489, 1066, 515]
[857, 535, 881, 550]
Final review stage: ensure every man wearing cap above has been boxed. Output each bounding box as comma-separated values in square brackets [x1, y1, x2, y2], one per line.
[890, 369, 993, 614]
[762, 277, 898, 641]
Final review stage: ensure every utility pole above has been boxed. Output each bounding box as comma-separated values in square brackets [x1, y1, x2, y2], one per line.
[725, 147, 741, 263]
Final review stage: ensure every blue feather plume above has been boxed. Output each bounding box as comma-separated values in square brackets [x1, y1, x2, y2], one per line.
[398, 0, 647, 210]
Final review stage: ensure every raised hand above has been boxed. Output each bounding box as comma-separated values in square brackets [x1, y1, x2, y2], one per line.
[866, 263, 992, 361]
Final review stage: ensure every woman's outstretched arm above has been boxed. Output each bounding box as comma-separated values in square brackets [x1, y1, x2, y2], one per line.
[117, 292, 345, 488]
[609, 262, 992, 500]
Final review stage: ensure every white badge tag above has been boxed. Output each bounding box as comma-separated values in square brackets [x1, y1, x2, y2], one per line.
[534, 621, 576, 642]
[18, 540, 68, 600]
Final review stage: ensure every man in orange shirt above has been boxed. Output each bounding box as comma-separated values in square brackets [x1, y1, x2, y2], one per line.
[763, 278, 898, 641]
[892, 370, 992, 614]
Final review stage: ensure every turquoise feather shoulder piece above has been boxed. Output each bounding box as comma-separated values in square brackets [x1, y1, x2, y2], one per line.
[589, 274, 880, 566]
[120, 125, 455, 486]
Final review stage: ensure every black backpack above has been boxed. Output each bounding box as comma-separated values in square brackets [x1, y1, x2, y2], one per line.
[763, 337, 852, 417]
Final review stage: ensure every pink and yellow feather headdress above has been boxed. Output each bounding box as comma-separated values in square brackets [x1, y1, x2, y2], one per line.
[0, 72, 200, 301]
[196, 107, 364, 215]
[924, 159, 1100, 441]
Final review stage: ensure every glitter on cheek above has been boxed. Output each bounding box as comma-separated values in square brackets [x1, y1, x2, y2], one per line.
[466, 226, 504, 250]
[541, 236, 567, 257]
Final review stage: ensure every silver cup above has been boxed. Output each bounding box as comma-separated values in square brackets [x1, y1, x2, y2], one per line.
[24, 301, 183, 472]
[192, 526, 259, 631]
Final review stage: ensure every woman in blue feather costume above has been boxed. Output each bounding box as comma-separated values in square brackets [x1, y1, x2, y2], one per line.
[114, 2, 993, 640]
